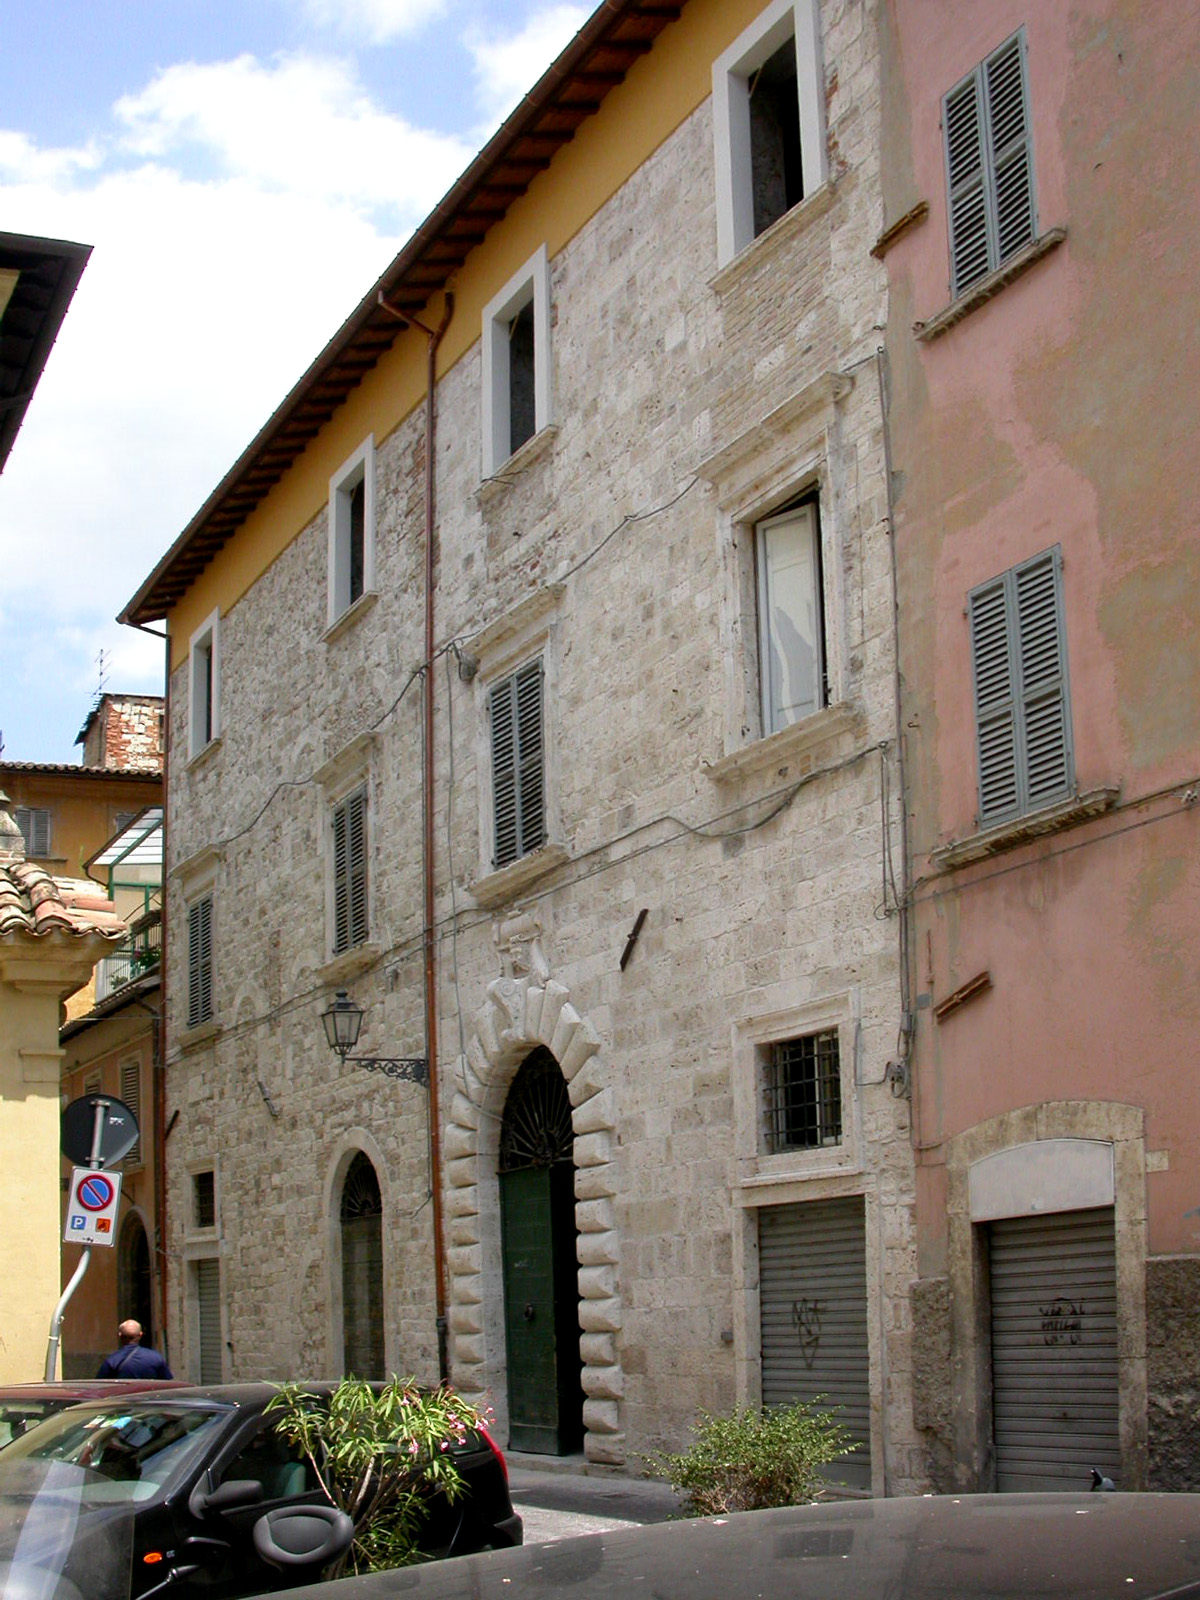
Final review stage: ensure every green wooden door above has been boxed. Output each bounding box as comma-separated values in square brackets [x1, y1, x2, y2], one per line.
[499, 1051, 583, 1454]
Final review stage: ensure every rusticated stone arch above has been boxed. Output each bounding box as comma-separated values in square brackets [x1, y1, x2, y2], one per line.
[444, 972, 624, 1465]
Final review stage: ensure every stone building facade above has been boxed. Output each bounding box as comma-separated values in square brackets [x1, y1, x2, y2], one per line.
[125, 0, 923, 1490]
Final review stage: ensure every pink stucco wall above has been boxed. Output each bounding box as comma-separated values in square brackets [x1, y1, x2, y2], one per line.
[883, 0, 1200, 1265]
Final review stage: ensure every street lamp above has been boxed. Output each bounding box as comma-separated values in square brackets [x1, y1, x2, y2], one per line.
[320, 990, 429, 1086]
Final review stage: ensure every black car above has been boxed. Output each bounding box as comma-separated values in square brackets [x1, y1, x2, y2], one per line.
[277, 1491, 1200, 1600]
[0, 1383, 521, 1600]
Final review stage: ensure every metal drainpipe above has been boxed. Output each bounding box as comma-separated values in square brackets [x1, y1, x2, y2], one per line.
[123, 618, 171, 1363]
[378, 290, 454, 1382]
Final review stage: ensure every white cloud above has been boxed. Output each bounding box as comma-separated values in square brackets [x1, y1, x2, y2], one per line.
[466, 4, 591, 127]
[293, 0, 448, 45]
[0, 129, 101, 185]
[113, 53, 473, 221]
[0, 48, 487, 760]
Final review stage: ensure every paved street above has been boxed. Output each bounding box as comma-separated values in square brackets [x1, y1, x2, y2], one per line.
[507, 1461, 682, 1545]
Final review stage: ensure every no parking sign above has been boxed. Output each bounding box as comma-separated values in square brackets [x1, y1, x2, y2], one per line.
[64, 1167, 122, 1246]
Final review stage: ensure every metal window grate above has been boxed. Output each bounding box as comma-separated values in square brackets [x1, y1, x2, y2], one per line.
[765, 1031, 842, 1152]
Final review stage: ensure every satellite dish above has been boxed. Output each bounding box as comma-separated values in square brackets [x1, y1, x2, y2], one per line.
[61, 1095, 139, 1168]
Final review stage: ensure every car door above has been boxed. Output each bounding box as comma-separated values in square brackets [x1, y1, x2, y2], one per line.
[175, 1417, 327, 1599]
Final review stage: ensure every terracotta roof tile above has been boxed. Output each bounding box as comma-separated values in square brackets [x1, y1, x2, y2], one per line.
[0, 859, 127, 943]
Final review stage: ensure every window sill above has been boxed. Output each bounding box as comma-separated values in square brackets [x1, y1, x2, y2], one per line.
[322, 589, 378, 645]
[316, 941, 382, 986]
[702, 702, 862, 785]
[736, 1156, 865, 1205]
[185, 735, 223, 773]
[478, 424, 558, 506]
[914, 227, 1067, 342]
[929, 784, 1119, 871]
[468, 842, 570, 910]
[177, 1019, 221, 1051]
[711, 181, 837, 294]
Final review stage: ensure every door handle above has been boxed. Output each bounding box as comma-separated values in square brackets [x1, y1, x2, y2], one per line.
[523, 1302, 536, 1322]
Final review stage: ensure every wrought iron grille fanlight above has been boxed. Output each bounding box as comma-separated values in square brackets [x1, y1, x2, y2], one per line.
[499, 1048, 573, 1173]
[340, 1151, 383, 1222]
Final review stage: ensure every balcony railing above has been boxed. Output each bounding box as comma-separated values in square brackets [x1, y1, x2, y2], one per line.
[95, 910, 162, 1003]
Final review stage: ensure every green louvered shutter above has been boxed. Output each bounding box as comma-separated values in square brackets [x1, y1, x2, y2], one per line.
[187, 896, 213, 1028]
[490, 659, 545, 869]
[945, 30, 1035, 297]
[970, 547, 1072, 826]
[332, 787, 368, 954]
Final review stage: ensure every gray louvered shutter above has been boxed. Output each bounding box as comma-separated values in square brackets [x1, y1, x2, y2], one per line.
[970, 547, 1071, 825]
[15, 807, 52, 856]
[945, 30, 1034, 296]
[1016, 551, 1071, 808]
[986, 34, 1035, 263]
[332, 787, 368, 954]
[490, 659, 545, 869]
[187, 896, 213, 1028]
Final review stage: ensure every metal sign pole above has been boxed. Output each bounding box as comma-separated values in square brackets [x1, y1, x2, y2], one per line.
[45, 1100, 109, 1382]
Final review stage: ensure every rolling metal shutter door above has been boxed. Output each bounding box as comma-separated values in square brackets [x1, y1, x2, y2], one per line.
[759, 1197, 871, 1488]
[989, 1206, 1119, 1491]
[196, 1259, 223, 1385]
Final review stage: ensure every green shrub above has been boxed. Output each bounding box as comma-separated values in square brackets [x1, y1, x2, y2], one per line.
[264, 1377, 486, 1577]
[643, 1400, 855, 1516]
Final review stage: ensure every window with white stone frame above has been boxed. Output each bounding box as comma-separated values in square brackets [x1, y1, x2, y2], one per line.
[712, 0, 827, 268]
[732, 994, 860, 1183]
[481, 245, 552, 478]
[328, 436, 375, 626]
[756, 498, 827, 736]
[187, 609, 220, 760]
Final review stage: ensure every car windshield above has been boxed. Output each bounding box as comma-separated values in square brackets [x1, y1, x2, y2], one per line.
[0, 1400, 60, 1449]
[0, 1403, 228, 1505]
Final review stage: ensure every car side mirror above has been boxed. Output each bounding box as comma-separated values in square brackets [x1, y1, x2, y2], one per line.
[191, 1478, 265, 1517]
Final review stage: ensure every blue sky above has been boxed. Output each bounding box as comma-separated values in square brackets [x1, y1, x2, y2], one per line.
[0, 0, 589, 763]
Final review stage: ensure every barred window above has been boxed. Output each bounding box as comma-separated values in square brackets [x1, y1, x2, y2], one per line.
[765, 1030, 842, 1152]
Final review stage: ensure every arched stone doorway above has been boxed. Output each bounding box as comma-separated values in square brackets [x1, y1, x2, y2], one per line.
[340, 1151, 384, 1379]
[499, 1047, 583, 1453]
[118, 1213, 152, 1339]
[444, 946, 626, 1466]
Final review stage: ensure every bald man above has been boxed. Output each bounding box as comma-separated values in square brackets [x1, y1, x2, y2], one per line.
[96, 1320, 173, 1379]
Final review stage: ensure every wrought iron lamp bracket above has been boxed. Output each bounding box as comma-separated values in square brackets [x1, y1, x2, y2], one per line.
[347, 1055, 429, 1087]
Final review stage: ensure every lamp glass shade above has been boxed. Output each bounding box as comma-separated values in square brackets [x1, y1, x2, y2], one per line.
[322, 990, 363, 1058]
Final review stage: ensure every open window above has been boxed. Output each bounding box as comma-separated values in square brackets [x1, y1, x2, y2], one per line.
[328, 436, 375, 626]
[756, 499, 827, 736]
[187, 610, 220, 760]
[481, 245, 552, 477]
[712, 0, 827, 267]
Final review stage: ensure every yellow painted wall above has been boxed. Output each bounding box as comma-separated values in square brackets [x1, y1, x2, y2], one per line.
[1, 770, 161, 882]
[0, 939, 114, 1380]
[166, 0, 767, 663]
